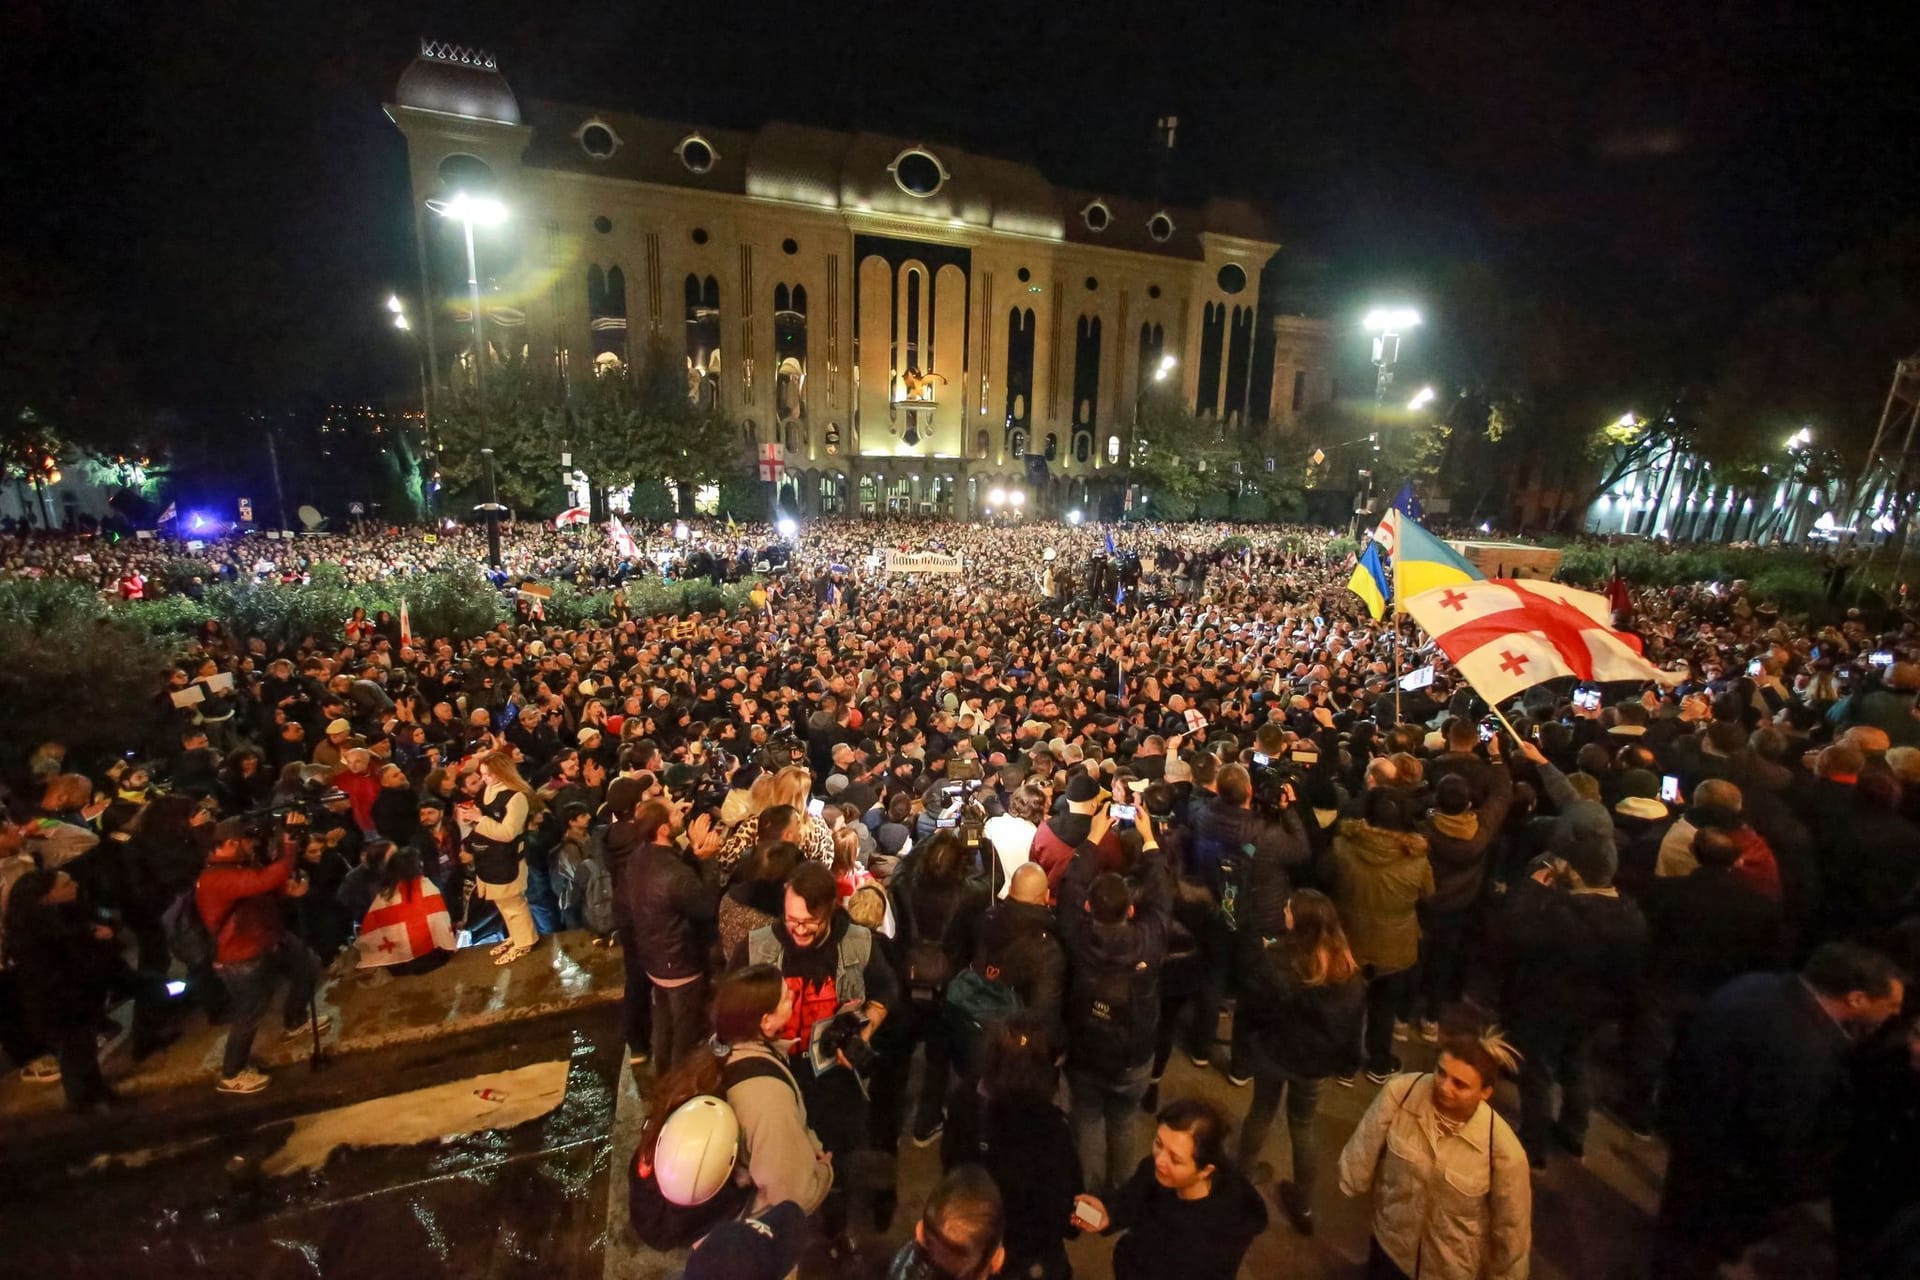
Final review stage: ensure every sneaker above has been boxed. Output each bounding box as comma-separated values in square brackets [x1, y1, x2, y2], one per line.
[1366, 1057, 1401, 1085]
[1392, 1021, 1411, 1042]
[282, 1014, 333, 1040]
[19, 1055, 61, 1084]
[217, 1066, 270, 1094]
[911, 1120, 945, 1148]
[629, 1050, 651, 1067]
[1226, 1069, 1253, 1087]
[1185, 1048, 1211, 1068]
[1419, 1019, 1440, 1044]
[1334, 1074, 1356, 1088]
[1277, 1180, 1315, 1236]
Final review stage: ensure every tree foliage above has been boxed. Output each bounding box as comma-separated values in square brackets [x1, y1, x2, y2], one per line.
[1130, 388, 1241, 516]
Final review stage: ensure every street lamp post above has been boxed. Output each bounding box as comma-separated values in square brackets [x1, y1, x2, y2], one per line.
[387, 295, 439, 521]
[426, 191, 508, 568]
[1359, 307, 1421, 536]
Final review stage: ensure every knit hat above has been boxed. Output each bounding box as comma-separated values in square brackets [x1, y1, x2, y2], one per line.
[1065, 774, 1102, 804]
[605, 776, 645, 818]
[1562, 828, 1618, 887]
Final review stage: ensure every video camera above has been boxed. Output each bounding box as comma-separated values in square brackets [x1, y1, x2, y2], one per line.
[759, 728, 807, 771]
[927, 777, 987, 851]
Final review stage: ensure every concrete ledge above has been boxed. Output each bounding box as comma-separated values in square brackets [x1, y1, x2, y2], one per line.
[0, 931, 624, 1124]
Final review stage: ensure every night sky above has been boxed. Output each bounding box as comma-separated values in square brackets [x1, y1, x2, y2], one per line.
[6, 0, 1916, 415]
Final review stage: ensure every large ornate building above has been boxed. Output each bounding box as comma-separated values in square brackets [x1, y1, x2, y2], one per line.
[386, 42, 1332, 517]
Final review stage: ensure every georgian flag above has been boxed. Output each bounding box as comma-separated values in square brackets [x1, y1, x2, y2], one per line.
[354, 878, 456, 969]
[1402, 578, 1678, 707]
[608, 516, 641, 560]
[398, 598, 413, 647]
[554, 506, 589, 529]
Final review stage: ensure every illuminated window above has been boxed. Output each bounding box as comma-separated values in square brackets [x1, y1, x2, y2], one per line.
[1147, 212, 1174, 243]
[1107, 436, 1120, 463]
[676, 134, 717, 174]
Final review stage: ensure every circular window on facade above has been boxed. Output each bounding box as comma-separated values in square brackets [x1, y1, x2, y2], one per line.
[1217, 263, 1247, 295]
[580, 123, 618, 159]
[1147, 212, 1175, 243]
[1085, 276, 1099, 292]
[592, 216, 612, 234]
[890, 149, 946, 197]
[1017, 267, 1031, 283]
[1082, 201, 1111, 232]
[676, 134, 716, 174]
[437, 153, 496, 193]
[781, 238, 799, 255]
[691, 228, 710, 246]
[1147, 284, 1162, 299]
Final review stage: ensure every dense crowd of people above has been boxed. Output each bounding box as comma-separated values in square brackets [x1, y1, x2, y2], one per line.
[3, 513, 1920, 1278]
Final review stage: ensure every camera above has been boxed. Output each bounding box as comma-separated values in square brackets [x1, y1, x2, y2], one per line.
[812, 1010, 875, 1075]
[760, 728, 807, 771]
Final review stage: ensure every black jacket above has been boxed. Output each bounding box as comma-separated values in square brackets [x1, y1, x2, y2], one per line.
[1236, 932, 1365, 1079]
[944, 1096, 1082, 1272]
[1664, 972, 1856, 1207]
[1060, 841, 1173, 1077]
[1187, 797, 1311, 934]
[1642, 866, 1786, 1003]
[603, 817, 645, 931]
[1106, 1155, 1268, 1280]
[973, 897, 1068, 1036]
[625, 841, 719, 982]
[1419, 765, 1514, 913]
[1490, 880, 1648, 1027]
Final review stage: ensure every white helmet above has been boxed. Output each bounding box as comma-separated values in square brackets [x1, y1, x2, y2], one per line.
[653, 1096, 740, 1206]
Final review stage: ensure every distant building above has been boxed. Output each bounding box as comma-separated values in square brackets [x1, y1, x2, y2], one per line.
[385, 42, 1331, 517]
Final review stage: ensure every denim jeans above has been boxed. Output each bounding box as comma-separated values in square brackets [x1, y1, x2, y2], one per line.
[216, 936, 319, 1078]
[1238, 1066, 1325, 1200]
[649, 974, 708, 1070]
[1362, 968, 1412, 1074]
[1068, 1058, 1154, 1194]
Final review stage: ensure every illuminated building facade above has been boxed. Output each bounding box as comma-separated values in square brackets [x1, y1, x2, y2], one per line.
[386, 42, 1331, 516]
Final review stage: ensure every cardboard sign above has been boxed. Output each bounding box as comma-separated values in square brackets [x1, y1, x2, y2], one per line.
[186, 540, 205, 551]
[1399, 665, 1436, 692]
[883, 550, 963, 575]
[169, 687, 206, 709]
[201, 671, 235, 693]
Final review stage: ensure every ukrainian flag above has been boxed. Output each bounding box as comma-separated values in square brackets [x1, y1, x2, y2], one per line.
[1379, 509, 1481, 602]
[1348, 541, 1391, 620]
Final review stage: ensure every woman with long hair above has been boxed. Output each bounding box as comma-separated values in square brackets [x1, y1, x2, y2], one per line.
[629, 965, 832, 1246]
[1234, 888, 1366, 1234]
[458, 750, 537, 965]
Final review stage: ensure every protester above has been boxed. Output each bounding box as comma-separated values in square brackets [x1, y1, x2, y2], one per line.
[1337, 1029, 1532, 1280]
[459, 750, 537, 966]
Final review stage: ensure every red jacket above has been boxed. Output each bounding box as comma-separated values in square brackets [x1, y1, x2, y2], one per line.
[1733, 827, 1783, 903]
[196, 854, 294, 965]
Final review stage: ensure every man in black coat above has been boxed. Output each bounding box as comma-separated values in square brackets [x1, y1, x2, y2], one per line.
[623, 797, 723, 1069]
[1655, 942, 1906, 1279]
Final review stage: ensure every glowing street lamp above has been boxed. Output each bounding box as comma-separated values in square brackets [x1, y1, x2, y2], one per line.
[1407, 385, 1435, 412]
[1008, 489, 1026, 507]
[426, 191, 510, 568]
[988, 487, 1007, 506]
[1153, 353, 1178, 383]
[775, 516, 798, 540]
[1066, 509, 1083, 525]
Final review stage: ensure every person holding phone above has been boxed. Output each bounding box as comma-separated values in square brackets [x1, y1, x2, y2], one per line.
[459, 751, 537, 966]
[1073, 1098, 1267, 1280]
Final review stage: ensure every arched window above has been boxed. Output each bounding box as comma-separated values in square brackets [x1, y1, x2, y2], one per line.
[1074, 435, 1090, 463]
[685, 273, 721, 409]
[1044, 433, 1058, 461]
[589, 264, 627, 365]
[1010, 429, 1027, 457]
[975, 430, 990, 460]
[1107, 435, 1121, 464]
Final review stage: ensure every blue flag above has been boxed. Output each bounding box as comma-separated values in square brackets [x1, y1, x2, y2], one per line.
[1105, 530, 1117, 557]
[1390, 482, 1423, 522]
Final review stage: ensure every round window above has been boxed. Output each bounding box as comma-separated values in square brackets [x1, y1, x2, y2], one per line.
[781, 238, 799, 255]
[1147, 213, 1174, 243]
[592, 216, 612, 234]
[1217, 263, 1247, 295]
[679, 136, 714, 174]
[1148, 284, 1162, 299]
[1083, 202, 1110, 232]
[1017, 267, 1031, 283]
[581, 125, 616, 159]
[892, 150, 945, 197]
[1085, 276, 1099, 292]
[691, 228, 709, 246]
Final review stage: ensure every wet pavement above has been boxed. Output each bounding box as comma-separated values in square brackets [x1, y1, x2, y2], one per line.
[0, 994, 1829, 1280]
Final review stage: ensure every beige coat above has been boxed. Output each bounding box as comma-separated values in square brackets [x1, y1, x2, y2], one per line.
[1337, 1072, 1531, 1280]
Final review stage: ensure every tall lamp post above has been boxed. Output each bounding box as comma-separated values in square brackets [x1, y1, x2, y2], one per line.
[386, 294, 440, 521]
[1358, 307, 1421, 535]
[427, 191, 509, 568]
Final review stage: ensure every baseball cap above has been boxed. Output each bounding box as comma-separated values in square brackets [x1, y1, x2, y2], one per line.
[326, 718, 351, 736]
[683, 1201, 808, 1280]
[1065, 773, 1102, 804]
[578, 727, 603, 744]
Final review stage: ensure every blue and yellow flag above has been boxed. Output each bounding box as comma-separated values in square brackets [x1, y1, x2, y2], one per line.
[1380, 509, 1481, 603]
[1347, 541, 1391, 620]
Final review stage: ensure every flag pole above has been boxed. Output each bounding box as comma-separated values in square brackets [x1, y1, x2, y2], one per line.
[1485, 699, 1527, 746]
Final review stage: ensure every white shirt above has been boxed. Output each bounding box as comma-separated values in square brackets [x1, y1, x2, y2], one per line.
[982, 814, 1038, 897]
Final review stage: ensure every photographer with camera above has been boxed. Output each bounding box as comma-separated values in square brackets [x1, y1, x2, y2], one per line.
[1185, 760, 1311, 1083]
[195, 816, 326, 1095]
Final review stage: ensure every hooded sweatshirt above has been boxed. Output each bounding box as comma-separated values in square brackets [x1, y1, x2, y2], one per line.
[1420, 767, 1513, 913]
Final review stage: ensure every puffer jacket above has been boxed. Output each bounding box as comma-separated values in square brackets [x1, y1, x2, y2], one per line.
[626, 840, 720, 982]
[1327, 820, 1433, 974]
[1419, 766, 1513, 913]
[1337, 1072, 1531, 1280]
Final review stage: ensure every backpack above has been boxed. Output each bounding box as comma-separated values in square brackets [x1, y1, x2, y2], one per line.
[904, 887, 960, 1008]
[163, 886, 216, 970]
[943, 963, 1023, 1074]
[580, 831, 616, 937]
[625, 1054, 792, 1249]
[1068, 957, 1151, 1076]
